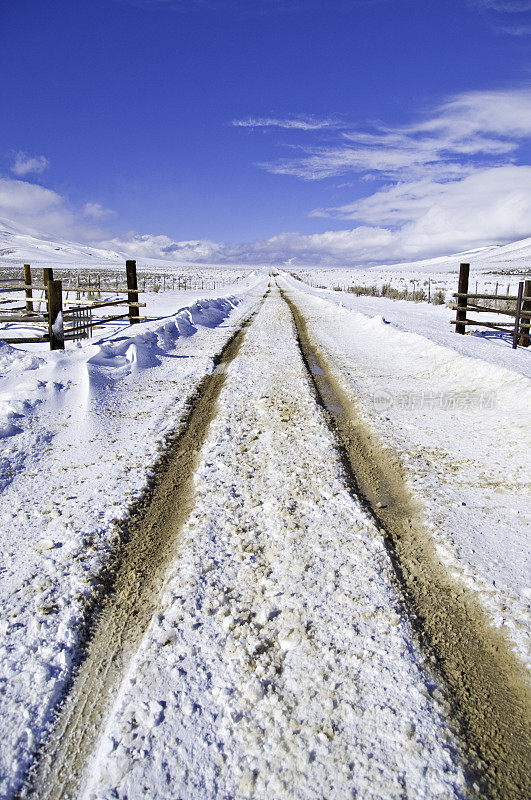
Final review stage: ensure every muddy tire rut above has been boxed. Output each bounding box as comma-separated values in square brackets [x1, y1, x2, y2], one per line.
[19, 299, 265, 800]
[282, 287, 530, 800]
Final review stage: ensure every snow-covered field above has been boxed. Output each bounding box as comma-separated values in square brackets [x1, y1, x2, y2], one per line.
[291, 235, 531, 306]
[0, 239, 529, 798]
[0, 216, 250, 277]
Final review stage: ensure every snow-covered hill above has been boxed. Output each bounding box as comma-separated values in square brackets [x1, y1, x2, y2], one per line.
[371, 237, 531, 275]
[0, 217, 126, 267]
[1, 214, 531, 273]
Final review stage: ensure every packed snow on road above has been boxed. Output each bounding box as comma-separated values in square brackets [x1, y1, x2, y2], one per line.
[0, 258, 528, 800]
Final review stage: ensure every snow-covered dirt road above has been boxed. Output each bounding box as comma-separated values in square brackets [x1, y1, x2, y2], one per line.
[0, 280, 265, 799]
[279, 282, 529, 800]
[278, 276, 530, 661]
[2, 279, 529, 800]
[28, 287, 470, 800]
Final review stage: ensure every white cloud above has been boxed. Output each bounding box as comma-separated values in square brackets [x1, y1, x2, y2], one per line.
[83, 202, 114, 219]
[226, 88, 531, 263]
[3, 86, 531, 267]
[470, 0, 531, 34]
[395, 166, 531, 253]
[223, 226, 394, 264]
[108, 163, 531, 265]
[11, 152, 49, 177]
[474, 1, 531, 11]
[217, 167, 531, 264]
[99, 232, 223, 262]
[0, 178, 61, 216]
[321, 165, 531, 225]
[410, 89, 531, 139]
[0, 177, 72, 235]
[257, 89, 531, 181]
[232, 116, 338, 130]
[0, 177, 107, 240]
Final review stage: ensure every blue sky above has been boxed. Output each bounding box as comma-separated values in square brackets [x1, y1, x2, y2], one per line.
[2, 0, 531, 265]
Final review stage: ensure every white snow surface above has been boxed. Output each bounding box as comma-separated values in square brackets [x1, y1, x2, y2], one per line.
[281, 273, 531, 378]
[82, 289, 467, 800]
[2, 212, 531, 273]
[0, 274, 265, 799]
[280, 275, 530, 664]
[0, 257, 528, 798]
[370, 235, 531, 274]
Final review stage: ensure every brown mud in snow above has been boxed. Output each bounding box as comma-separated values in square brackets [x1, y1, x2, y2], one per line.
[282, 287, 530, 800]
[20, 293, 267, 800]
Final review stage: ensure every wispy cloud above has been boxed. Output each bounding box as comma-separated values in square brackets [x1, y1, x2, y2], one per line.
[225, 88, 531, 263]
[82, 202, 114, 219]
[3, 87, 531, 267]
[471, 0, 531, 34]
[11, 152, 49, 177]
[0, 177, 110, 241]
[232, 116, 339, 131]
[252, 89, 531, 182]
[473, 1, 531, 10]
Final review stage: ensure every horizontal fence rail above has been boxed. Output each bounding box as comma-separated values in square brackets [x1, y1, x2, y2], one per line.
[451, 263, 530, 349]
[0, 260, 146, 350]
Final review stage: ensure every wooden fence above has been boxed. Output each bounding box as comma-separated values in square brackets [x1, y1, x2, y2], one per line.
[451, 263, 530, 349]
[0, 260, 145, 350]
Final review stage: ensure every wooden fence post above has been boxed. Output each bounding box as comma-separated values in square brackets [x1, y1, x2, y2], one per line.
[519, 279, 531, 347]
[43, 267, 53, 286]
[47, 279, 64, 350]
[456, 263, 470, 335]
[126, 260, 140, 324]
[511, 281, 525, 350]
[23, 264, 33, 312]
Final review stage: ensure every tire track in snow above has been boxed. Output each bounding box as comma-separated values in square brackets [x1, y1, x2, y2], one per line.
[79, 288, 469, 800]
[18, 293, 268, 800]
[281, 286, 530, 800]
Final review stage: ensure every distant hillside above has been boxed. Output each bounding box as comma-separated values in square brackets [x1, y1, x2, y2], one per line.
[373, 237, 531, 275]
[0, 217, 124, 267]
[1, 215, 530, 274]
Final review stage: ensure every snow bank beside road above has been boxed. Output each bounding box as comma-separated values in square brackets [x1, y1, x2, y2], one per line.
[0, 283, 265, 800]
[87, 296, 240, 380]
[0, 342, 52, 490]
